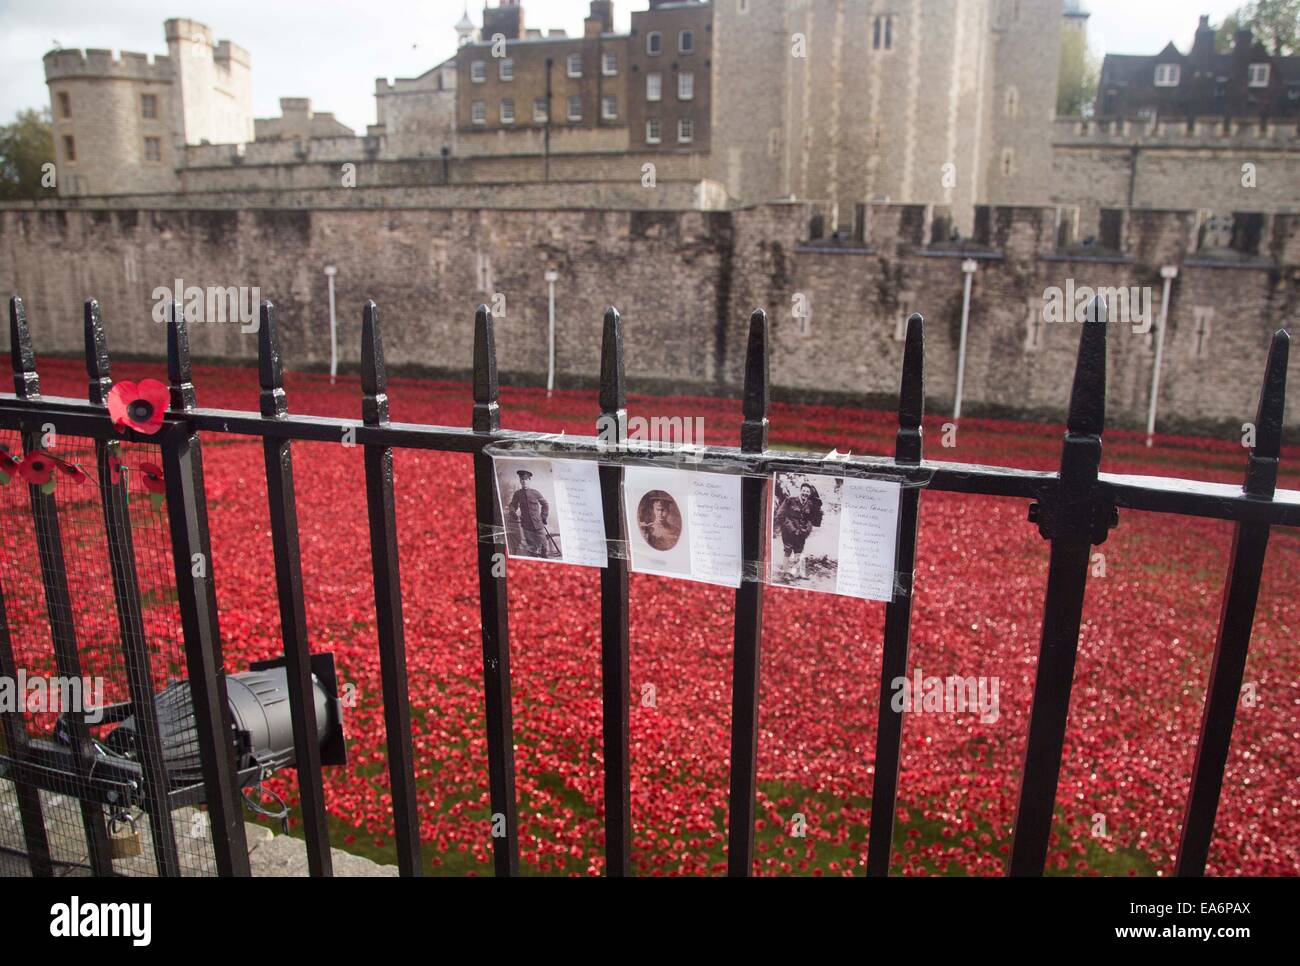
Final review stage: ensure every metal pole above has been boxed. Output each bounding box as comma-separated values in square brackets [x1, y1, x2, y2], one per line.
[545, 269, 558, 396]
[953, 258, 978, 420]
[325, 265, 338, 385]
[1146, 265, 1178, 447]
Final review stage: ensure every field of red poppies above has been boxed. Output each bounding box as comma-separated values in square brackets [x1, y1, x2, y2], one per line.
[2, 357, 1298, 876]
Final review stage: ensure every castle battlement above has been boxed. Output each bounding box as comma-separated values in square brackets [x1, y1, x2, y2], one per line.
[1054, 115, 1300, 146]
[43, 47, 172, 83]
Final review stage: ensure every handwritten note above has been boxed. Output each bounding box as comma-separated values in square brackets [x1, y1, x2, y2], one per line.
[493, 457, 608, 568]
[836, 478, 901, 601]
[624, 467, 742, 588]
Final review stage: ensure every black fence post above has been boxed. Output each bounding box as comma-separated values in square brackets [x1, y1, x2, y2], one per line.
[0, 297, 53, 878]
[11, 298, 116, 875]
[1008, 296, 1114, 876]
[867, 313, 925, 876]
[258, 301, 333, 876]
[471, 304, 520, 877]
[1176, 329, 1290, 876]
[726, 308, 769, 877]
[161, 299, 251, 876]
[596, 307, 631, 876]
[84, 298, 181, 877]
[359, 301, 423, 877]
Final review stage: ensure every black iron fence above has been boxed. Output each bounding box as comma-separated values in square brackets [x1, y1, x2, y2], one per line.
[0, 291, 1294, 877]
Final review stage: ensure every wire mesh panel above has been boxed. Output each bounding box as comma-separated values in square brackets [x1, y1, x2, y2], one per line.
[0, 428, 218, 876]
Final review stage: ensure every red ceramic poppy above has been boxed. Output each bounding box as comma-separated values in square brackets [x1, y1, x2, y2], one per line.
[107, 379, 170, 435]
[51, 456, 89, 484]
[18, 452, 55, 485]
[139, 462, 165, 494]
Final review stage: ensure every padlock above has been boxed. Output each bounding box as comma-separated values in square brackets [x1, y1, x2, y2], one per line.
[108, 812, 142, 859]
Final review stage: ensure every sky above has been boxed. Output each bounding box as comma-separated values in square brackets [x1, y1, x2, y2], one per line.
[0, 0, 1251, 132]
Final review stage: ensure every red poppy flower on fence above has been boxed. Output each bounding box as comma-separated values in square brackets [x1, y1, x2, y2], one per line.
[139, 461, 165, 509]
[0, 445, 18, 485]
[17, 452, 56, 492]
[107, 379, 169, 435]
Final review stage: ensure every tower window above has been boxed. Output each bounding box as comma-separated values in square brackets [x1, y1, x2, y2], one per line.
[873, 15, 894, 50]
[141, 93, 158, 119]
[144, 136, 161, 161]
[1154, 63, 1180, 87]
[62, 135, 76, 161]
[57, 91, 71, 118]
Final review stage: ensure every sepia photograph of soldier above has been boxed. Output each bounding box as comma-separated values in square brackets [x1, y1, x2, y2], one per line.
[495, 458, 563, 560]
[637, 490, 682, 551]
[771, 472, 842, 593]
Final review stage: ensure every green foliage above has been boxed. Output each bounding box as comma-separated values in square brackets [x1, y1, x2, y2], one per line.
[1057, 26, 1100, 117]
[1217, 0, 1300, 55]
[0, 108, 54, 201]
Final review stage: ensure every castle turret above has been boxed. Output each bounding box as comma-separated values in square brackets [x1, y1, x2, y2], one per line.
[455, 5, 477, 47]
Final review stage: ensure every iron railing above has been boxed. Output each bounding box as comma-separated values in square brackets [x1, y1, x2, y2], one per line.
[0, 291, 1294, 877]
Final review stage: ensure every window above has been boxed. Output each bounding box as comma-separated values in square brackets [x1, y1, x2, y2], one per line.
[873, 15, 893, 50]
[63, 135, 76, 162]
[57, 91, 70, 118]
[894, 294, 915, 341]
[533, 98, 548, 122]
[499, 58, 514, 81]
[500, 99, 515, 124]
[647, 72, 662, 101]
[1248, 63, 1271, 87]
[679, 30, 695, 54]
[678, 117, 694, 143]
[567, 95, 582, 121]
[567, 53, 582, 77]
[647, 31, 662, 55]
[471, 60, 486, 83]
[472, 101, 486, 124]
[1191, 307, 1214, 358]
[603, 52, 618, 76]
[1000, 147, 1014, 177]
[143, 136, 161, 161]
[1154, 63, 1180, 87]
[678, 71, 695, 100]
[646, 118, 661, 144]
[602, 95, 618, 120]
[141, 93, 157, 119]
[1004, 86, 1019, 118]
[1024, 300, 1045, 352]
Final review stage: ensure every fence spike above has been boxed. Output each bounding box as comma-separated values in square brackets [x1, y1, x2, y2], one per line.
[361, 300, 389, 427]
[9, 296, 39, 400]
[84, 298, 112, 405]
[258, 301, 287, 418]
[1252, 329, 1289, 460]
[897, 313, 924, 465]
[1066, 295, 1108, 437]
[473, 304, 500, 433]
[599, 307, 626, 420]
[740, 309, 769, 454]
[166, 298, 195, 412]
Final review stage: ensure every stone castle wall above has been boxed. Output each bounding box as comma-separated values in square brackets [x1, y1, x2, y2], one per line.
[1, 202, 1296, 434]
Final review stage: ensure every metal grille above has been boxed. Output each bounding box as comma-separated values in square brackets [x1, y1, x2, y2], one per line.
[0, 293, 1295, 878]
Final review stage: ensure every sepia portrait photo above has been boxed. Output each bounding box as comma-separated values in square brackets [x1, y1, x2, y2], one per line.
[494, 457, 564, 561]
[770, 471, 843, 594]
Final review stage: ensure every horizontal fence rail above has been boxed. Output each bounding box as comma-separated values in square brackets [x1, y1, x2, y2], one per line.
[0, 290, 1293, 877]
